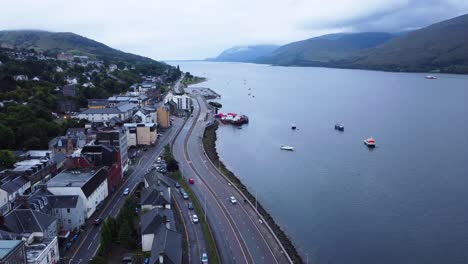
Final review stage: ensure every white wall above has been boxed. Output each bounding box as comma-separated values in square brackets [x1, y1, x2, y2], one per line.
[0, 189, 8, 215]
[142, 233, 155, 252]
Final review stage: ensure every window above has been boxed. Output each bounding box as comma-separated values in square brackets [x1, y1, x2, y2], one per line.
[67, 208, 70, 213]
[68, 219, 72, 224]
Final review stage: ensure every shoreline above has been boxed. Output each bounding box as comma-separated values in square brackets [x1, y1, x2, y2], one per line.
[202, 121, 304, 264]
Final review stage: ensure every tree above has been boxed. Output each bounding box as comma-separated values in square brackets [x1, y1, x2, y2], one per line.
[0, 150, 15, 168]
[99, 220, 112, 256]
[118, 218, 133, 248]
[0, 124, 15, 148]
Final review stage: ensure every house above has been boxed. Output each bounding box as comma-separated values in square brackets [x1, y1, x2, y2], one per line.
[95, 128, 129, 175]
[123, 123, 157, 146]
[66, 77, 78, 85]
[47, 195, 85, 232]
[108, 64, 118, 72]
[57, 52, 73, 61]
[13, 75, 28, 81]
[0, 240, 27, 263]
[10, 154, 56, 192]
[0, 176, 31, 214]
[2, 209, 60, 264]
[76, 103, 137, 123]
[47, 167, 108, 219]
[125, 125, 137, 147]
[32, 76, 40, 81]
[80, 145, 122, 193]
[164, 92, 192, 112]
[108, 95, 149, 108]
[140, 208, 175, 252]
[55, 66, 63, 73]
[88, 99, 108, 109]
[82, 82, 95, 88]
[142, 173, 171, 210]
[157, 106, 171, 129]
[53, 132, 87, 155]
[63, 84, 77, 97]
[133, 108, 157, 124]
[148, 228, 182, 264]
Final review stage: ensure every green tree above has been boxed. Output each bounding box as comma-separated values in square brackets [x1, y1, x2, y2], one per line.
[0, 150, 16, 168]
[0, 124, 15, 148]
[99, 220, 112, 256]
[118, 218, 133, 248]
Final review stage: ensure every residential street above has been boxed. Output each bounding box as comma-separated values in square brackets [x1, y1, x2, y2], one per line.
[63, 117, 183, 263]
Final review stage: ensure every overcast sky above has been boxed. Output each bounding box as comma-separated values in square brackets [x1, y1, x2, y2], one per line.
[1, 0, 468, 60]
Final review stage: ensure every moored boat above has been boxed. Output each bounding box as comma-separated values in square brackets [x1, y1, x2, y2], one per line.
[280, 145, 294, 151]
[425, 75, 437, 79]
[334, 123, 344, 131]
[291, 124, 297, 130]
[364, 137, 376, 148]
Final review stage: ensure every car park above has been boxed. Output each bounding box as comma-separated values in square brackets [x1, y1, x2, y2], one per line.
[230, 196, 237, 204]
[192, 214, 199, 223]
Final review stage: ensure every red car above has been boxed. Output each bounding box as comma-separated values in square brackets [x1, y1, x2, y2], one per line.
[188, 178, 195, 184]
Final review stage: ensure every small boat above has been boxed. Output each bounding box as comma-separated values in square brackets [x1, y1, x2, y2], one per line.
[291, 124, 297, 130]
[334, 123, 344, 131]
[364, 137, 376, 148]
[425, 75, 437, 79]
[280, 145, 294, 151]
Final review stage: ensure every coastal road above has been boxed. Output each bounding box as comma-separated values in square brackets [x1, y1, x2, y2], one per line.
[173, 92, 292, 263]
[161, 174, 208, 264]
[174, 73, 185, 94]
[66, 117, 183, 263]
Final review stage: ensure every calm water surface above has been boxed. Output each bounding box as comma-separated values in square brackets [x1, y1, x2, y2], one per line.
[172, 61, 468, 264]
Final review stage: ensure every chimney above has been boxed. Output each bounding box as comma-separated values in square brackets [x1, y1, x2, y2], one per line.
[159, 252, 164, 264]
[164, 216, 170, 229]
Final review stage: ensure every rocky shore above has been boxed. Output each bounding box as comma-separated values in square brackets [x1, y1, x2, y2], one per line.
[202, 122, 304, 264]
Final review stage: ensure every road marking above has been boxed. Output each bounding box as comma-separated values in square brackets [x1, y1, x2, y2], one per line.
[87, 241, 93, 250]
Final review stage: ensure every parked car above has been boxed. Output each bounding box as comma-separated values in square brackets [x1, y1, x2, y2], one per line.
[230, 196, 237, 204]
[175, 182, 181, 188]
[183, 193, 189, 200]
[123, 188, 130, 196]
[93, 217, 103, 225]
[201, 253, 209, 264]
[192, 214, 199, 223]
[188, 202, 194, 210]
[189, 178, 195, 184]
[180, 188, 186, 195]
[156, 156, 163, 163]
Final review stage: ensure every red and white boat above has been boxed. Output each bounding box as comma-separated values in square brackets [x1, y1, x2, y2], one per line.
[364, 137, 376, 148]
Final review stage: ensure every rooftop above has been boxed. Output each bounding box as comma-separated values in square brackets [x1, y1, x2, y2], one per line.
[0, 240, 23, 260]
[4, 209, 56, 235]
[47, 167, 107, 197]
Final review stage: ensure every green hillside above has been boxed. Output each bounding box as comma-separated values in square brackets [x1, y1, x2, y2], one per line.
[0, 30, 156, 64]
[346, 14, 468, 73]
[256, 32, 395, 65]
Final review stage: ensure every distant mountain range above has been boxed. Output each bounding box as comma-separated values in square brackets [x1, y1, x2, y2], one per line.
[0, 30, 158, 65]
[207, 45, 279, 62]
[213, 14, 468, 73]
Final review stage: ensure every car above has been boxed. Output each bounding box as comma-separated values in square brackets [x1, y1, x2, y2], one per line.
[201, 253, 209, 264]
[175, 182, 181, 188]
[156, 156, 162, 163]
[230, 196, 237, 204]
[123, 188, 130, 196]
[93, 217, 103, 225]
[192, 214, 199, 223]
[183, 193, 189, 200]
[189, 178, 195, 184]
[143, 147, 148, 151]
[187, 202, 194, 210]
[180, 188, 186, 194]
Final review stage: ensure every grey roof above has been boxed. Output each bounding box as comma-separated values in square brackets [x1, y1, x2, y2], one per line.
[88, 99, 108, 107]
[140, 208, 174, 235]
[47, 195, 80, 208]
[52, 152, 67, 164]
[0, 240, 23, 260]
[0, 176, 27, 193]
[47, 167, 108, 198]
[116, 102, 138, 112]
[80, 107, 123, 114]
[149, 229, 182, 264]
[141, 188, 169, 207]
[4, 209, 56, 234]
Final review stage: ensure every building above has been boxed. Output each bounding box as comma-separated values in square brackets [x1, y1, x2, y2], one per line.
[76, 103, 137, 122]
[2, 209, 59, 264]
[57, 53, 73, 61]
[9, 153, 56, 192]
[47, 195, 85, 232]
[0, 240, 27, 264]
[148, 228, 182, 264]
[13, 75, 28, 81]
[80, 145, 122, 193]
[133, 108, 157, 124]
[123, 123, 157, 146]
[156, 106, 170, 129]
[164, 92, 192, 114]
[96, 128, 129, 174]
[125, 125, 137, 147]
[0, 176, 31, 215]
[140, 208, 174, 252]
[47, 167, 108, 219]
[142, 173, 171, 210]
[52, 128, 87, 155]
[87, 99, 108, 109]
[108, 64, 118, 72]
[108, 95, 149, 107]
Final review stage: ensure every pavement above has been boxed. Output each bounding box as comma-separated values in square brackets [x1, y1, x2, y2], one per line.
[172, 92, 292, 264]
[174, 74, 185, 94]
[63, 117, 184, 264]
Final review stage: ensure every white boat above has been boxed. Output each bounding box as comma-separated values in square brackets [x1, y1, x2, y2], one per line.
[280, 145, 294, 151]
[364, 137, 376, 148]
[425, 75, 437, 79]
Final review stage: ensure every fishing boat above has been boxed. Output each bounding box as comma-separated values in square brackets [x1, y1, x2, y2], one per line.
[291, 124, 297, 130]
[280, 145, 294, 151]
[364, 137, 376, 148]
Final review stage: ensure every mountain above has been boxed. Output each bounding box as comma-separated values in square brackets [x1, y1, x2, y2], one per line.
[256, 32, 395, 65]
[0, 30, 156, 64]
[345, 14, 468, 73]
[208, 45, 279, 62]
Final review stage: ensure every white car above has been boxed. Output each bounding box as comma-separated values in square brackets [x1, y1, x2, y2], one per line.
[230, 196, 237, 204]
[201, 253, 208, 264]
[192, 214, 199, 223]
[123, 188, 130, 196]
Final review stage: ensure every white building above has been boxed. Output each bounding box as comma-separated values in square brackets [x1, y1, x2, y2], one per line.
[164, 92, 192, 111]
[47, 167, 108, 219]
[75, 103, 137, 122]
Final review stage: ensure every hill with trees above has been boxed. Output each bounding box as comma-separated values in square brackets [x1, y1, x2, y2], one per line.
[207, 45, 279, 62]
